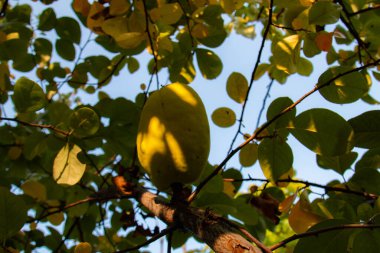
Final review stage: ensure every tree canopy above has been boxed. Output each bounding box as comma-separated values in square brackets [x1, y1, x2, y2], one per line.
[1, 0, 380, 252]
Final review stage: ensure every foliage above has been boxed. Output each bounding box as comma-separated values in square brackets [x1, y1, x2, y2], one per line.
[0, 0, 380, 252]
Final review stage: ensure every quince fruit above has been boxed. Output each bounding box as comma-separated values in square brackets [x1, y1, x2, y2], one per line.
[137, 83, 210, 190]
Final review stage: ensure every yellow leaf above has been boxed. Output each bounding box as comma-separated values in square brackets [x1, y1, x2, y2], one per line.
[274, 34, 301, 74]
[211, 107, 236, 128]
[73, 0, 90, 17]
[221, 0, 244, 14]
[226, 72, 248, 104]
[47, 210, 64, 226]
[101, 16, 129, 38]
[75, 242, 92, 253]
[150, 3, 183, 25]
[87, 2, 106, 34]
[191, 23, 209, 39]
[288, 200, 324, 233]
[110, 0, 130, 16]
[315, 32, 333, 52]
[223, 181, 236, 197]
[53, 143, 86, 185]
[115, 32, 146, 49]
[21, 180, 47, 201]
[239, 143, 258, 167]
[279, 193, 297, 214]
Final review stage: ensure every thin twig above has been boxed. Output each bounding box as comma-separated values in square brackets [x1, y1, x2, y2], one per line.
[53, 218, 79, 253]
[348, 5, 380, 16]
[226, 0, 274, 161]
[269, 223, 380, 251]
[114, 226, 177, 253]
[187, 58, 380, 203]
[1, 117, 70, 136]
[255, 79, 274, 129]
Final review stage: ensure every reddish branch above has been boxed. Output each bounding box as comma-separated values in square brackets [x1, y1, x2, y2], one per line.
[114, 176, 265, 253]
[223, 177, 378, 200]
[0, 117, 70, 136]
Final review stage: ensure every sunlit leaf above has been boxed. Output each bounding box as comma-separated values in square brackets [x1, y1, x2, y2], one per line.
[239, 143, 258, 167]
[318, 66, 369, 104]
[289, 109, 354, 156]
[296, 57, 313, 76]
[267, 97, 295, 129]
[273, 34, 301, 74]
[226, 72, 248, 104]
[0, 187, 28, 242]
[12, 77, 47, 113]
[53, 143, 86, 185]
[349, 110, 380, 149]
[150, 3, 183, 25]
[70, 107, 100, 138]
[211, 107, 236, 127]
[196, 48, 222, 79]
[258, 138, 293, 181]
[115, 32, 146, 49]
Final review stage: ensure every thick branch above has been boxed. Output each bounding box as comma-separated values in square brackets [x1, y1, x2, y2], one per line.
[114, 177, 264, 253]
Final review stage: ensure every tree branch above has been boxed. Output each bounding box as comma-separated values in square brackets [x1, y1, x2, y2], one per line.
[188, 58, 380, 203]
[0, 117, 70, 136]
[223, 177, 378, 200]
[114, 176, 264, 253]
[269, 223, 380, 251]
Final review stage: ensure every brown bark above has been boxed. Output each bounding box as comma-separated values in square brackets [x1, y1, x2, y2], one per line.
[114, 177, 262, 253]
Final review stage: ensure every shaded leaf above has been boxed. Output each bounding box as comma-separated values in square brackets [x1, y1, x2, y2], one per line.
[349, 110, 380, 149]
[267, 97, 295, 129]
[309, 2, 341, 25]
[12, 77, 47, 113]
[317, 152, 358, 174]
[258, 138, 293, 181]
[211, 107, 236, 127]
[55, 17, 81, 44]
[196, 48, 223, 79]
[289, 109, 354, 156]
[74, 242, 92, 253]
[21, 180, 47, 201]
[0, 187, 28, 242]
[38, 7, 56, 31]
[356, 148, 380, 170]
[70, 107, 100, 138]
[56, 39, 76, 61]
[150, 3, 183, 25]
[239, 143, 258, 167]
[53, 143, 86, 185]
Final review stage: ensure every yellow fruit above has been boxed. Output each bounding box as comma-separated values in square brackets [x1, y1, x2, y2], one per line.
[137, 83, 210, 190]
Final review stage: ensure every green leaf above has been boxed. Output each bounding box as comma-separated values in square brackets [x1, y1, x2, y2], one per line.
[12, 53, 35, 72]
[309, 2, 341, 25]
[12, 77, 47, 113]
[55, 17, 81, 44]
[7, 4, 32, 24]
[273, 34, 301, 74]
[258, 138, 293, 181]
[150, 3, 183, 25]
[356, 148, 380, 170]
[318, 66, 369, 104]
[351, 231, 380, 253]
[267, 97, 295, 129]
[38, 7, 56, 31]
[361, 94, 380, 105]
[23, 132, 48, 160]
[316, 152, 358, 175]
[349, 110, 380, 149]
[297, 57, 313, 76]
[303, 33, 321, 58]
[0, 187, 28, 242]
[21, 180, 47, 201]
[196, 48, 223, 79]
[226, 72, 248, 104]
[232, 194, 259, 226]
[127, 56, 139, 73]
[350, 166, 380, 194]
[294, 219, 352, 253]
[239, 143, 258, 167]
[56, 39, 76, 61]
[211, 107, 236, 127]
[70, 107, 100, 138]
[34, 38, 53, 56]
[289, 109, 354, 156]
[53, 143, 86, 185]
[115, 32, 146, 49]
